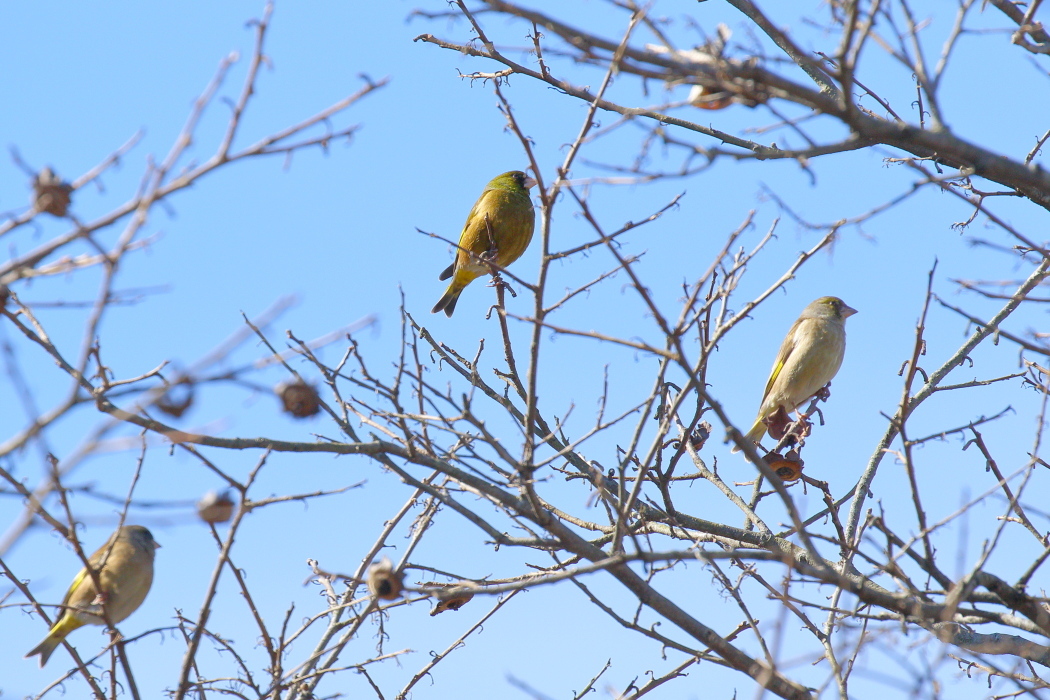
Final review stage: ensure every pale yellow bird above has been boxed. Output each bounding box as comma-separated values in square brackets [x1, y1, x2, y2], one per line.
[431, 170, 537, 317]
[733, 296, 857, 453]
[26, 525, 160, 667]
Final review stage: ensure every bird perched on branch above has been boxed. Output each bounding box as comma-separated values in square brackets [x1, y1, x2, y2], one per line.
[25, 525, 160, 667]
[431, 170, 536, 317]
[733, 296, 857, 453]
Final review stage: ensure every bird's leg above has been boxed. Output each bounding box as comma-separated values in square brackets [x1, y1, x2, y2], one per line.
[483, 213, 498, 258]
[484, 263, 518, 300]
[772, 407, 814, 452]
[793, 387, 829, 428]
[81, 591, 112, 621]
[781, 407, 815, 445]
[478, 213, 517, 297]
[485, 272, 517, 298]
[815, 381, 832, 402]
[786, 416, 812, 441]
[795, 397, 826, 428]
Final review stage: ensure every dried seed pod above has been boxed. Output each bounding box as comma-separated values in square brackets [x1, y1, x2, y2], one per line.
[764, 405, 792, 442]
[424, 581, 476, 616]
[687, 83, 733, 111]
[196, 490, 235, 524]
[367, 557, 404, 600]
[276, 379, 321, 418]
[671, 421, 713, 451]
[763, 451, 804, 483]
[32, 167, 74, 217]
[687, 80, 767, 110]
[156, 380, 194, 418]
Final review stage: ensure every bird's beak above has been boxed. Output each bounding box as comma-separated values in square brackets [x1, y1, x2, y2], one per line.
[841, 304, 858, 318]
[523, 176, 538, 189]
[153, 541, 162, 550]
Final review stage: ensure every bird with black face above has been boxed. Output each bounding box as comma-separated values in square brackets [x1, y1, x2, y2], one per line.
[733, 296, 857, 453]
[432, 170, 536, 317]
[25, 525, 160, 667]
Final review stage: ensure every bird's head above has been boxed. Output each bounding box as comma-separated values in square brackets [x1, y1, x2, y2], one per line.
[804, 296, 857, 321]
[492, 170, 537, 191]
[124, 525, 161, 553]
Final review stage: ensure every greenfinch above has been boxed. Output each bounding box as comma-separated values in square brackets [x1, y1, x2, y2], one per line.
[733, 296, 857, 453]
[26, 525, 159, 667]
[431, 170, 536, 317]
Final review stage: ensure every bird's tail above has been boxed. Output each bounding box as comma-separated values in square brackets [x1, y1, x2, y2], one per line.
[25, 635, 60, 668]
[26, 614, 84, 667]
[431, 283, 464, 317]
[731, 418, 767, 454]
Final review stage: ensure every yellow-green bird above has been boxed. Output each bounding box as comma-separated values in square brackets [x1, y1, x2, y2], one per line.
[733, 296, 857, 453]
[26, 525, 159, 667]
[432, 170, 537, 317]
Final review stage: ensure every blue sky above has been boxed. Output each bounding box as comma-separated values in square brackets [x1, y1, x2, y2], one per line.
[2, 2, 1049, 699]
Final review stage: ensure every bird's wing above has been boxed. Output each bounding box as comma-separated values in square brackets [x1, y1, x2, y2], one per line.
[458, 190, 501, 254]
[61, 566, 91, 608]
[461, 198, 483, 234]
[460, 191, 487, 238]
[760, 318, 804, 402]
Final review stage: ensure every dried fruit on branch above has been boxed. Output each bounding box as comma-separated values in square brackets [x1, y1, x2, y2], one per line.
[276, 379, 322, 418]
[196, 490, 235, 524]
[423, 581, 476, 616]
[32, 167, 73, 217]
[367, 557, 404, 600]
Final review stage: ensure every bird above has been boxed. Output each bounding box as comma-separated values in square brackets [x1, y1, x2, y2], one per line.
[25, 525, 160, 667]
[733, 296, 857, 453]
[431, 170, 536, 317]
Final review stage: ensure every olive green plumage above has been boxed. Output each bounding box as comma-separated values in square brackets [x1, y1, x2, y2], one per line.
[733, 296, 857, 453]
[26, 525, 159, 667]
[432, 170, 536, 317]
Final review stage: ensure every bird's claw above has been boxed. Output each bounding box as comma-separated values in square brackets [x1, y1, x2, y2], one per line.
[487, 273, 517, 298]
